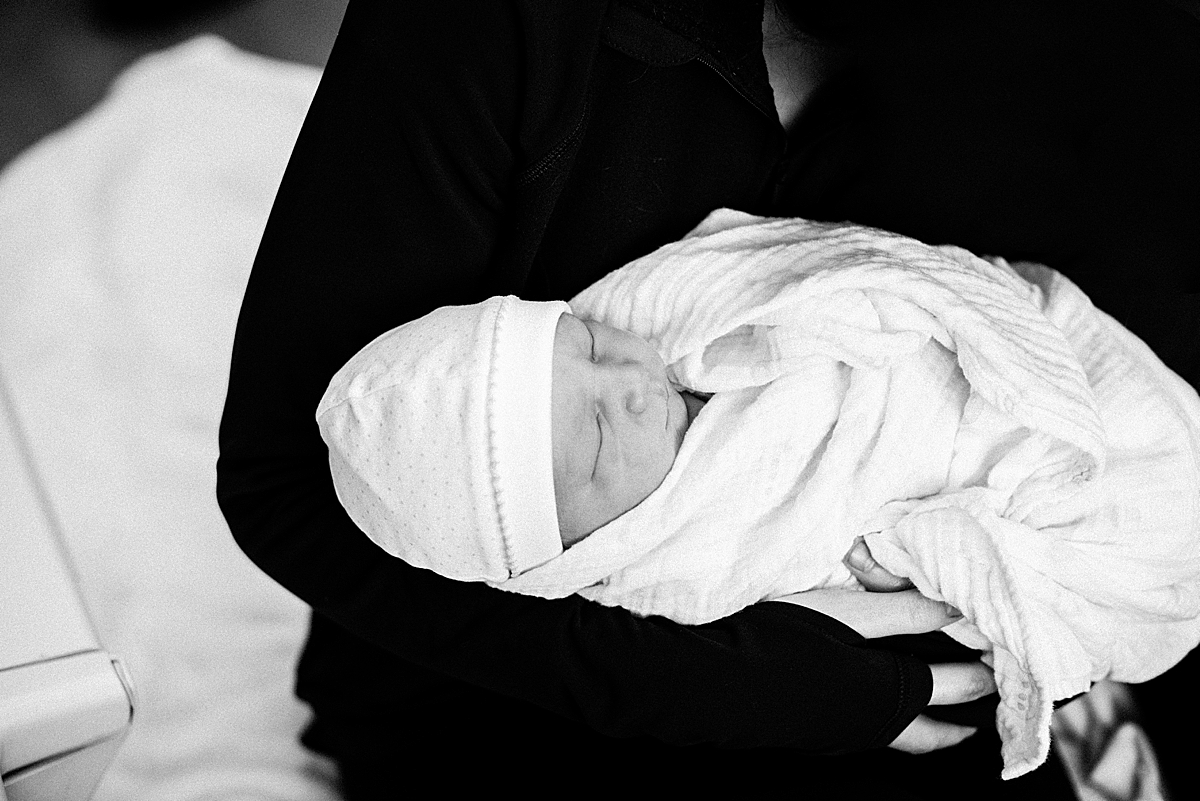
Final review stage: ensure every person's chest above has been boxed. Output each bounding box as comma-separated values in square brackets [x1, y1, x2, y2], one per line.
[517, 0, 808, 302]
[526, 48, 786, 302]
[515, 0, 862, 305]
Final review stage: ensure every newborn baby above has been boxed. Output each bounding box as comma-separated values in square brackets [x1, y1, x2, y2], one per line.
[315, 293, 691, 583]
[318, 210, 1200, 780]
[549, 311, 705, 547]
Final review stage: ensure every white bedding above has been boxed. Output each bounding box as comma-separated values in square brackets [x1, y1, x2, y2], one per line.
[0, 37, 339, 801]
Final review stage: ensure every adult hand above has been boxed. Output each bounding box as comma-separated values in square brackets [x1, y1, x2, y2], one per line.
[888, 663, 996, 753]
[771, 537, 995, 753]
[771, 535, 957, 638]
[772, 587, 960, 638]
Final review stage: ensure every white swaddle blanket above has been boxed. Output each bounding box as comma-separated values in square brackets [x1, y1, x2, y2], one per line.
[501, 209, 1200, 779]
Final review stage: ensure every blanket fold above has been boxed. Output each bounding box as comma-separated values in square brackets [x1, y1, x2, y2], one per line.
[499, 209, 1200, 779]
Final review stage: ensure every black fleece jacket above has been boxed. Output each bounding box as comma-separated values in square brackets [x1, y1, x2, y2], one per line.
[217, 0, 1199, 792]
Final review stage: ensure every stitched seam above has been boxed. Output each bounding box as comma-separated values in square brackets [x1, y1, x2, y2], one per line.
[518, 96, 592, 188]
[484, 299, 516, 576]
[602, 34, 697, 67]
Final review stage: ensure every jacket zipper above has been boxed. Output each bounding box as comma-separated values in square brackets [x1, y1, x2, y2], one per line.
[518, 96, 593, 188]
[694, 53, 781, 130]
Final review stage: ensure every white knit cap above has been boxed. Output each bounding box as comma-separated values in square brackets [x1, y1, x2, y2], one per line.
[316, 296, 570, 583]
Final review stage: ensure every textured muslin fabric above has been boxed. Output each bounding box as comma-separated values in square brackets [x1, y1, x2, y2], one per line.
[500, 209, 1200, 780]
[317, 295, 569, 582]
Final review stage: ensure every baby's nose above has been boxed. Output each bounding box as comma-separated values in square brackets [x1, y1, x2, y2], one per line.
[625, 382, 649, 414]
[613, 363, 656, 415]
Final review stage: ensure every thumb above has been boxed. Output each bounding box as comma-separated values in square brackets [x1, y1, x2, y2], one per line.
[844, 536, 914, 592]
[889, 715, 979, 754]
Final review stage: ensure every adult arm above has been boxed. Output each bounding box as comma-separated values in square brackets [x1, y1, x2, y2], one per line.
[218, 0, 933, 753]
[777, 540, 998, 752]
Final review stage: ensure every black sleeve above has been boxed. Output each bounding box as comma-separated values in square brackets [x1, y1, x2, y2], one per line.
[216, 0, 931, 754]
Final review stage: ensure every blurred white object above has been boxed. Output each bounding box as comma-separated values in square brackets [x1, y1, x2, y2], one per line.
[0, 36, 339, 801]
[0, 371, 134, 801]
[1053, 681, 1167, 801]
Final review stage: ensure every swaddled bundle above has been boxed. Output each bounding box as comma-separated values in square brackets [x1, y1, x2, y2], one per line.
[318, 208, 1200, 779]
[499, 209, 1200, 779]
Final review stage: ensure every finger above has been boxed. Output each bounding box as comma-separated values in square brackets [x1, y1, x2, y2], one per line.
[928, 662, 997, 706]
[889, 714, 978, 754]
[771, 588, 961, 639]
[870, 590, 962, 639]
[843, 536, 914, 592]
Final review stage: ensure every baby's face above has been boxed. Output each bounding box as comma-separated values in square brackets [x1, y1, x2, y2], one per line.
[551, 313, 690, 547]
